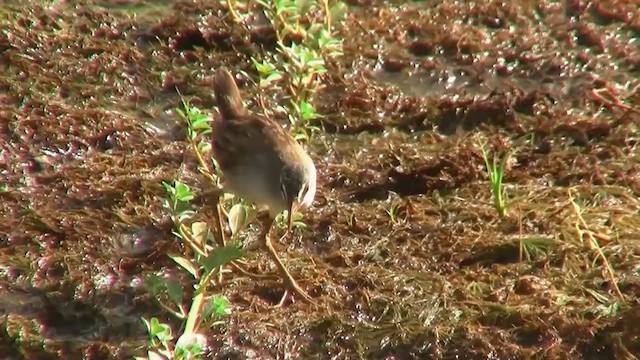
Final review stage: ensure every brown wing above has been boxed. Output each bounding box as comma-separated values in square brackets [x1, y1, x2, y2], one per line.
[210, 114, 299, 171]
[210, 67, 304, 173]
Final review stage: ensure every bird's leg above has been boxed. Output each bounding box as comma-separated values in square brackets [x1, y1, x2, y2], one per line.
[258, 214, 313, 304]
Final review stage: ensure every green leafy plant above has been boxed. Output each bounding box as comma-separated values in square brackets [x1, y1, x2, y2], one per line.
[138, 317, 173, 360]
[139, 101, 256, 360]
[236, 0, 346, 139]
[138, 180, 243, 360]
[176, 98, 218, 186]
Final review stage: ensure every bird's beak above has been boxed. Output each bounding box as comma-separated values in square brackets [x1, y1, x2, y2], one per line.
[287, 198, 300, 233]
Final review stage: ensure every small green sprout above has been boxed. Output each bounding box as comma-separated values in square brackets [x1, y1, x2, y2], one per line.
[478, 140, 509, 217]
[385, 203, 400, 225]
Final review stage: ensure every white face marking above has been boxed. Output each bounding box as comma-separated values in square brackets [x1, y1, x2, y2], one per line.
[298, 162, 316, 209]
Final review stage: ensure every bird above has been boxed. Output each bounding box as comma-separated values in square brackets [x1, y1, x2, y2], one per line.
[210, 67, 317, 303]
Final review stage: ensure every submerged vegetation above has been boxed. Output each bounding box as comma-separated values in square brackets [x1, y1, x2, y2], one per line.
[1, 0, 640, 359]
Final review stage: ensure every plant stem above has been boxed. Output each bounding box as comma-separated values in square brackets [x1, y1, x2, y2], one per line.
[183, 284, 204, 334]
[322, 0, 331, 32]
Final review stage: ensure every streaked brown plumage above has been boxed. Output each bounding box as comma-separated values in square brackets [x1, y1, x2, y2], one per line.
[210, 67, 316, 303]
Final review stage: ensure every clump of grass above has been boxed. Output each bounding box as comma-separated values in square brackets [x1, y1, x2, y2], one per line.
[567, 188, 624, 303]
[383, 194, 405, 226]
[477, 138, 509, 217]
[520, 236, 555, 261]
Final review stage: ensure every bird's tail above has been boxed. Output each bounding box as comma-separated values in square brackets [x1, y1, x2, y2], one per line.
[213, 68, 247, 119]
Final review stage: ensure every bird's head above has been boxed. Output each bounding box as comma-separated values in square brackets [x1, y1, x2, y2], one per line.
[280, 160, 316, 231]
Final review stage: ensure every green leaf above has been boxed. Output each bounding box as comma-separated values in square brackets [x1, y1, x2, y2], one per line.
[141, 317, 153, 336]
[264, 72, 283, 84]
[201, 243, 244, 273]
[202, 295, 232, 319]
[169, 254, 198, 278]
[292, 211, 307, 228]
[293, 128, 310, 141]
[174, 182, 194, 202]
[299, 101, 318, 120]
[252, 57, 279, 79]
[175, 107, 186, 119]
[191, 221, 208, 243]
[181, 103, 211, 132]
[175, 332, 207, 358]
[276, 0, 298, 15]
[307, 23, 324, 39]
[227, 203, 248, 236]
[144, 273, 164, 296]
[165, 279, 184, 307]
[162, 181, 176, 197]
[145, 317, 172, 342]
[307, 58, 326, 69]
[197, 140, 212, 153]
[191, 117, 211, 131]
